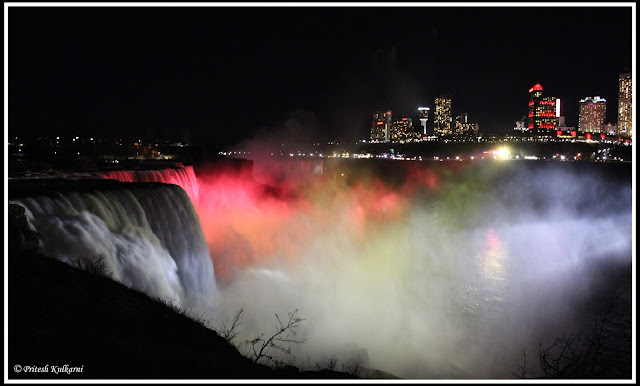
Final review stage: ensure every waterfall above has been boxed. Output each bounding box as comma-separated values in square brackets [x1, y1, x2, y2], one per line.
[10, 182, 218, 313]
[101, 166, 200, 203]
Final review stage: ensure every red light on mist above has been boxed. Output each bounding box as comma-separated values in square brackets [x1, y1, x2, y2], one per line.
[600, 133, 606, 139]
[557, 130, 563, 136]
[485, 228, 502, 249]
[570, 131, 577, 137]
[191, 161, 428, 283]
[402, 118, 408, 121]
[194, 169, 301, 282]
[190, 159, 478, 285]
[406, 166, 440, 191]
[586, 132, 592, 140]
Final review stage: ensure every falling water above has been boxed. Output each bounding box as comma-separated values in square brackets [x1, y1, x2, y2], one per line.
[10, 182, 218, 313]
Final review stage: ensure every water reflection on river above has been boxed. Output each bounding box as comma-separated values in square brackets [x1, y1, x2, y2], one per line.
[448, 219, 631, 379]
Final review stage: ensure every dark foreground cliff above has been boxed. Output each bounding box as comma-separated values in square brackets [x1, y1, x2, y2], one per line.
[7, 249, 360, 380]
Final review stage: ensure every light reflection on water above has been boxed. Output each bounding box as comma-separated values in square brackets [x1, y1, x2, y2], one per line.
[452, 227, 509, 316]
[476, 228, 508, 296]
[447, 221, 631, 379]
[447, 227, 517, 378]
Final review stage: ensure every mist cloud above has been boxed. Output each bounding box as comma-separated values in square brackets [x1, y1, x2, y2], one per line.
[194, 160, 632, 378]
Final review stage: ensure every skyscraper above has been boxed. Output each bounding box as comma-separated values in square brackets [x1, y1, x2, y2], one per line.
[418, 107, 430, 136]
[434, 96, 452, 136]
[454, 113, 474, 134]
[371, 110, 392, 142]
[617, 73, 632, 138]
[390, 118, 412, 142]
[528, 84, 557, 130]
[555, 98, 565, 128]
[579, 96, 607, 133]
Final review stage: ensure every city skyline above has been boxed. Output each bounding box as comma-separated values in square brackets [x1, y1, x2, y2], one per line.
[7, 4, 634, 147]
[372, 76, 631, 138]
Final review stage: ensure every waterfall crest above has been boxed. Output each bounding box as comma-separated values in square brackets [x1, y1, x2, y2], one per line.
[101, 166, 200, 203]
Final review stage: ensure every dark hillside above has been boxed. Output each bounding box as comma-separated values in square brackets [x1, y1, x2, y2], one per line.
[7, 250, 357, 380]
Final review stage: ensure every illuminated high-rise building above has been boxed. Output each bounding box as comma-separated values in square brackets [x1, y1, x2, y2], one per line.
[454, 115, 463, 134]
[371, 111, 385, 142]
[454, 113, 475, 134]
[617, 73, 632, 138]
[579, 96, 607, 133]
[371, 110, 392, 142]
[390, 118, 412, 142]
[418, 107, 430, 136]
[555, 98, 565, 128]
[434, 96, 452, 136]
[528, 84, 557, 130]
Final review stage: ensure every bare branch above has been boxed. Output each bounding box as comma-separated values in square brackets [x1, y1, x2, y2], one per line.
[219, 305, 245, 345]
[516, 288, 628, 379]
[246, 309, 306, 366]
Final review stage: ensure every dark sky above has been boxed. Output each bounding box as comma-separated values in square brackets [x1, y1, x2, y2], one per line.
[8, 5, 633, 146]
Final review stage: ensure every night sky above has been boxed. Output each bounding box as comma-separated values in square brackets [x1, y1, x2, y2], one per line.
[8, 5, 633, 147]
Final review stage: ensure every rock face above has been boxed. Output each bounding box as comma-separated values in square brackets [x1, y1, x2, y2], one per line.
[8, 203, 41, 253]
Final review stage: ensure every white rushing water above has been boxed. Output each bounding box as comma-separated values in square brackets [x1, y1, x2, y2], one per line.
[10, 183, 218, 314]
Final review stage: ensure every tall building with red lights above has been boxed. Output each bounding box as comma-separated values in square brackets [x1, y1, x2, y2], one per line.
[371, 110, 392, 142]
[528, 84, 557, 130]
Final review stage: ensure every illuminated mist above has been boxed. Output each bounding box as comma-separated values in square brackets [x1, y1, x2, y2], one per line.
[30, 160, 629, 378]
[191, 158, 632, 378]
